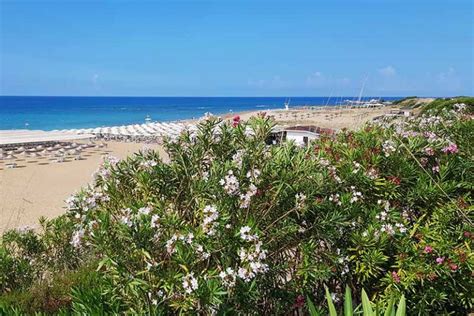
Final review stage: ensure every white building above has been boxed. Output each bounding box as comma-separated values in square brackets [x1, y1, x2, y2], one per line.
[271, 126, 323, 146]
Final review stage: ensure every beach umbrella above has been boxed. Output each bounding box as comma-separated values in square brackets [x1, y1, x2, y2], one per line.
[30, 152, 42, 158]
[5, 154, 17, 160]
[36, 145, 44, 150]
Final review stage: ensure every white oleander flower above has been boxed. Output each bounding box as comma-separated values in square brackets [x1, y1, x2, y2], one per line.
[239, 226, 256, 241]
[166, 234, 180, 254]
[182, 273, 198, 294]
[219, 267, 237, 287]
[329, 193, 341, 206]
[202, 205, 219, 235]
[295, 193, 307, 209]
[232, 150, 245, 169]
[382, 140, 396, 157]
[71, 228, 85, 248]
[138, 206, 152, 216]
[151, 214, 160, 228]
[349, 186, 363, 203]
[352, 161, 361, 174]
[220, 170, 240, 195]
[239, 183, 258, 208]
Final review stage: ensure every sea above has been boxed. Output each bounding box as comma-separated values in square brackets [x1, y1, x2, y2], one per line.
[0, 96, 402, 131]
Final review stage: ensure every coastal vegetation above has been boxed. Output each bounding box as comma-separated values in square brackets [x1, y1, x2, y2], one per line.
[1, 98, 473, 315]
[421, 96, 474, 114]
[391, 96, 418, 105]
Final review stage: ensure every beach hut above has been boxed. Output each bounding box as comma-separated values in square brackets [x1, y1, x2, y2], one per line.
[271, 126, 321, 146]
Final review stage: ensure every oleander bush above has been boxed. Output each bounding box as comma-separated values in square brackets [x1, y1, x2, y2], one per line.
[0, 100, 473, 315]
[421, 96, 474, 114]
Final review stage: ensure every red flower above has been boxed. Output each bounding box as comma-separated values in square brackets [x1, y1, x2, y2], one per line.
[293, 295, 305, 308]
[232, 115, 241, 127]
[388, 176, 401, 185]
[449, 263, 458, 271]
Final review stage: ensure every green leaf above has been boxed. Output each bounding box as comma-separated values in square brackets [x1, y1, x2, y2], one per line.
[361, 289, 374, 316]
[306, 296, 320, 316]
[325, 286, 338, 316]
[383, 298, 394, 316]
[395, 295, 406, 316]
[344, 285, 353, 316]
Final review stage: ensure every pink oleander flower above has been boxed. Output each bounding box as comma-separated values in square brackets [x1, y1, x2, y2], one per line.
[420, 157, 428, 166]
[424, 147, 435, 156]
[392, 271, 400, 283]
[424, 245, 433, 253]
[293, 295, 305, 308]
[232, 115, 241, 127]
[449, 263, 458, 271]
[442, 143, 458, 154]
[436, 257, 445, 264]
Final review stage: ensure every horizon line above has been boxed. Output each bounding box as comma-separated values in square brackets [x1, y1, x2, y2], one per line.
[0, 95, 447, 98]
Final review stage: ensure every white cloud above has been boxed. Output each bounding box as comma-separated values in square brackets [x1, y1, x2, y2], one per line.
[378, 66, 396, 77]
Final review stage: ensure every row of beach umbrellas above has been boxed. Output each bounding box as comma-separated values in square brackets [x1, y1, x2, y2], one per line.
[54, 122, 193, 139]
[0, 142, 105, 162]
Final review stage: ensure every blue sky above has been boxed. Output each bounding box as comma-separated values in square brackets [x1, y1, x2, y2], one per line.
[1, 0, 472, 96]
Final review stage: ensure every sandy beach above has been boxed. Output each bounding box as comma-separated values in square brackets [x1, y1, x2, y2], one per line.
[0, 141, 165, 233]
[231, 105, 404, 130]
[0, 105, 404, 233]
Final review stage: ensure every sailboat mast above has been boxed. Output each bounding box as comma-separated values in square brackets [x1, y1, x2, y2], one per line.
[358, 75, 369, 104]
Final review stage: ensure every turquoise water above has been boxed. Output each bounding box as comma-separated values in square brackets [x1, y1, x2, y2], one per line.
[0, 96, 402, 131]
